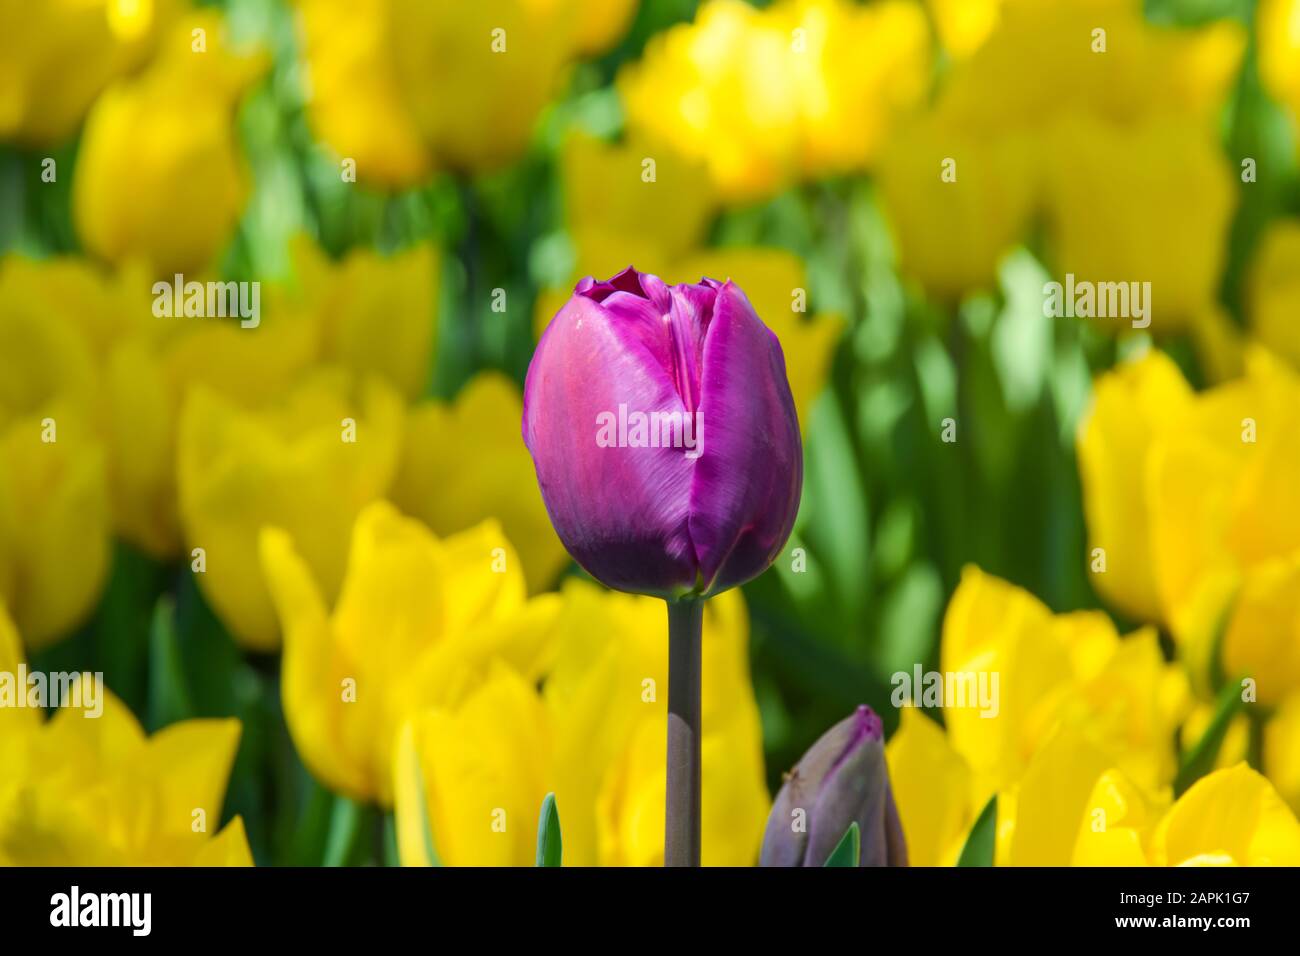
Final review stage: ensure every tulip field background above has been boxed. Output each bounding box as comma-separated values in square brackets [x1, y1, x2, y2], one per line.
[2, 0, 1300, 867]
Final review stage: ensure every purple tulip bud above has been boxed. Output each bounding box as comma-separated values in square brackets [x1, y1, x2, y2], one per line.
[760, 706, 909, 867]
[522, 267, 802, 598]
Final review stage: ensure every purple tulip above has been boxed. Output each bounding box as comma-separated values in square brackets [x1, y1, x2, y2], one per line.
[522, 267, 802, 598]
[760, 705, 909, 867]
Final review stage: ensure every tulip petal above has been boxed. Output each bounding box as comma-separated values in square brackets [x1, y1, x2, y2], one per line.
[689, 281, 802, 593]
[524, 294, 698, 596]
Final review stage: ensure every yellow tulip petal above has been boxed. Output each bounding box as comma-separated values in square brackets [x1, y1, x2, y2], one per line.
[1152, 763, 1300, 866]
[1077, 349, 1193, 623]
[392, 373, 569, 593]
[886, 707, 973, 866]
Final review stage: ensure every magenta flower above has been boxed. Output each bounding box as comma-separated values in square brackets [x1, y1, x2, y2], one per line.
[522, 267, 803, 598]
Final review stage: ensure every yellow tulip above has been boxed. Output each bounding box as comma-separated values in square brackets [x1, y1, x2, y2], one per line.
[178, 369, 403, 651]
[1080, 348, 1300, 704]
[262, 501, 561, 806]
[0, 255, 153, 358]
[0, 601, 251, 865]
[880, 0, 1244, 303]
[1042, 116, 1236, 333]
[1002, 727, 1118, 866]
[618, 0, 930, 203]
[288, 237, 439, 401]
[1150, 763, 1300, 866]
[926, 0, 1003, 58]
[572, 0, 638, 56]
[877, 118, 1041, 299]
[885, 707, 973, 866]
[0, 289, 110, 650]
[1077, 349, 1193, 622]
[543, 581, 769, 866]
[560, 130, 717, 282]
[292, 0, 434, 186]
[1264, 694, 1300, 814]
[940, 566, 1181, 800]
[296, 0, 591, 183]
[1247, 219, 1300, 370]
[1145, 352, 1300, 702]
[73, 13, 265, 275]
[394, 663, 552, 866]
[1258, 0, 1300, 148]
[1070, 767, 1168, 866]
[394, 580, 769, 865]
[390, 373, 569, 593]
[937, 0, 1244, 132]
[0, 0, 176, 145]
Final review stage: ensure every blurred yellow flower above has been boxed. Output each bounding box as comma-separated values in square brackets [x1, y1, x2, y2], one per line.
[1149, 763, 1300, 865]
[0, 288, 110, 651]
[0, 0, 176, 146]
[926, 0, 1002, 58]
[0, 602, 251, 865]
[262, 501, 560, 807]
[878, 119, 1041, 301]
[293, 0, 434, 186]
[289, 237, 439, 401]
[1077, 349, 1193, 623]
[885, 707, 973, 866]
[73, 13, 265, 275]
[1042, 116, 1236, 333]
[1258, 0, 1300, 144]
[1081, 348, 1300, 704]
[998, 744, 1299, 865]
[178, 369, 403, 651]
[0, 255, 322, 561]
[1248, 218, 1300, 370]
[545, 582, 768, 866]
[573, 0, 638, 56]
[1265, 694, 1300, 814]
[296, 0, 625, 185]
[619, 0, 930, 202]
[395, 580, 770, 866]
[885, 567, 1185, 866]
[940, 566, 1181, 800]
[880, 0, 1244, 304]
[105, 307, 320, 558]
[393, 662, 552, 866]
[560, 130, 717, 282]
[391, 373, 569, 593]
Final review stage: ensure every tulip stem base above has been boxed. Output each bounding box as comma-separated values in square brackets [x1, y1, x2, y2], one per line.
[665, 596, 704, 867]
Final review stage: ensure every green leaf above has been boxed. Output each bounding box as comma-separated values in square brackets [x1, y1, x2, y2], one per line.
[535, 792, 562, 867]
[1175, 679, 1246, 796]
[823, 821, 860, 867]
[322, 796, 364, 867]
[957, 795, 997, 867]
[147, 596, 193, 730]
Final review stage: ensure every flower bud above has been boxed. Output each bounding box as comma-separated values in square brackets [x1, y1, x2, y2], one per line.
[760, 705, 908, 867]
[522, 267, 802, 598]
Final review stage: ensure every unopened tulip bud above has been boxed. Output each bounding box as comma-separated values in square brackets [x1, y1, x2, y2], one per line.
[760, 705, 908, 867]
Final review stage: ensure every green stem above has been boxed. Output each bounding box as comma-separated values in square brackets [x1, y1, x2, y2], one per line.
[665, 597, 704, 867]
